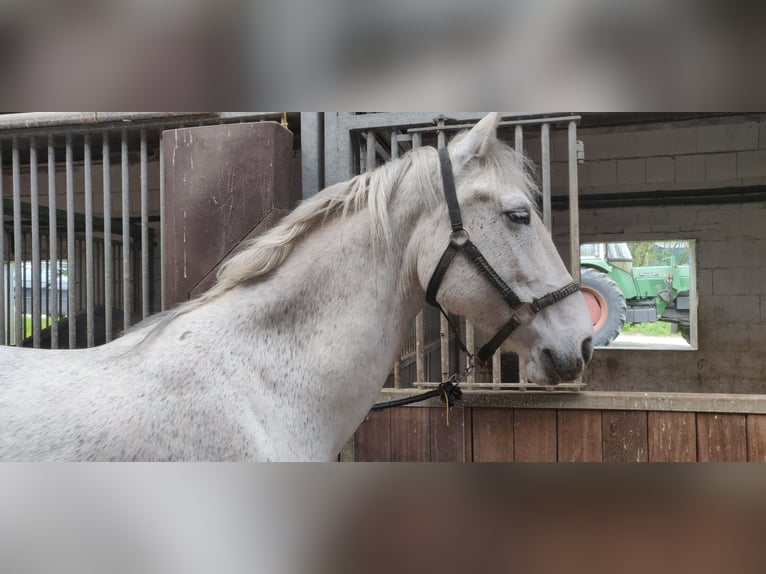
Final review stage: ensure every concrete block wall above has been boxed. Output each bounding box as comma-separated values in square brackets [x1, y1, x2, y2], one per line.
[543, 114, 766, 394]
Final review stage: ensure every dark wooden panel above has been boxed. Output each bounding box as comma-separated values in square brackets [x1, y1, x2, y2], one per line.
[430, 407, 467, 462]
[514, 409, 557, 462]
[472, 408, 514, 462]
[747, 415, 766, 462]
[697, 414, 747, 462]
[390, 408, 431, 462]
[557, 410, 603, 462]
[163, 122, 295, 306]
[648, 412, 696, 462]
[602, 411, 648, 462]
[354, 410, 391, 462]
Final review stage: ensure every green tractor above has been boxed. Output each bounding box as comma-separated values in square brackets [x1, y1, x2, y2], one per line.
[580, 242, 691, 346]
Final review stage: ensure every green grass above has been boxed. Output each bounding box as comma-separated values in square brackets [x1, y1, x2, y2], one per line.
[22, 315, 52, 336]
[622, 321, 680, 337]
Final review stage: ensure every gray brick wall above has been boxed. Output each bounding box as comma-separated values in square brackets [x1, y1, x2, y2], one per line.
[552, 114, 766, 394]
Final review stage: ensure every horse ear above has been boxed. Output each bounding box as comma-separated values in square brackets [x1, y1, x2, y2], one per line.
[450, 112, 502, 171]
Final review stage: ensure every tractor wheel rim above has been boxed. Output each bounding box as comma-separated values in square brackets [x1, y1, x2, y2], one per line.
[582, 287, 609, 332]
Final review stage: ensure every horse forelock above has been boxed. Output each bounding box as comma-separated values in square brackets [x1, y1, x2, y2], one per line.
[451, 133, 540, 207]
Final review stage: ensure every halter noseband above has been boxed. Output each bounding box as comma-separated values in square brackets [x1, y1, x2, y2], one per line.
[426, 148, 581, 364]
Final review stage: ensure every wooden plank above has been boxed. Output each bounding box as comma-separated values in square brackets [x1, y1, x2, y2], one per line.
[557, 410, 603, 462]
[648, 412, 697, 462]
[430, 407, 467, 462]
[472, 408, 514, 462]
[747, 415, 766, 462]
[354, 410, 391, 462]
[514, 409, 557, 462]
[463, 408, 473, 462]
[697, 414, 747, 462]
[602, 411, 648, 462]
[390, 407, 430, 462]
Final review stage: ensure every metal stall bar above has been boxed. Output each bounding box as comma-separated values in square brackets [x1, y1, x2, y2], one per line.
[412, 131, 426, 385]
[140, 129, 149, 320]
[84, 135, 95, 347]
[103, 133, 113, 342]
[0, 142, 4, 345]
[12, 138, 22, 345]
[48, 136, 59, 349]
[436, 122, 452, 383]
[568, 121, 580, 281]
[121, 129, 131, 330]
[390, 130, 402, 389]
[541, 123, 552, 232]
[365, 130, 376, 173]
[159, 140, 166, 312]
[30, 138, 41, 348]
[66, 135, 76, 348]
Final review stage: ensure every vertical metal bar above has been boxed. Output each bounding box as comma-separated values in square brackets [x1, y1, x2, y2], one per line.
[121, 129, 131, 330]
[0, 140, 4, 345]
[415, 313, 425, 383]
[84, 134, 95, 348]
[365, 130, 376, 172]
[140, 129, 149, 319]
[515, 125, 524, 163]
[103, 133, 113, 342]
[492, 353, 502, 389]
[437, 121, 450, 382]
[159, 138, 166, 312]
[323, 112, 354, 186]
[12, 138, 22, 346]
[466, 322, 476, 384]
[48, 135, 59, 349]
[541, 123, 552, 233]
[30, 138, 41, 348]
[412, 130, 425, 383]
[568, 121, 581, 281]
[387, 130, 402, 388]
[66, 135, 76, 348]
[300, 112, 323, 200]
[390, 130, 399, 160]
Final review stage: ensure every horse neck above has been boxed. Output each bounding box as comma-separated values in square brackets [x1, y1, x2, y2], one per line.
[246, 195, 426, 358]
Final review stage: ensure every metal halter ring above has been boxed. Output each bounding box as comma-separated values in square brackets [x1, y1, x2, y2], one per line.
[450, 229, 470, 248]
[510, 303, 536, 327]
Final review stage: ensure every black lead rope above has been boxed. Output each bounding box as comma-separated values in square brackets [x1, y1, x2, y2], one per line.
[371, 147, 581, 414]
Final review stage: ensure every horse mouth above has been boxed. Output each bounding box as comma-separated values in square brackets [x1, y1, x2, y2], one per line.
[529, 349, 585, 386]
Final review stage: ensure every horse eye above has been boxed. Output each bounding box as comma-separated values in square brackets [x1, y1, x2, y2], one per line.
[506, 208, 531, 225]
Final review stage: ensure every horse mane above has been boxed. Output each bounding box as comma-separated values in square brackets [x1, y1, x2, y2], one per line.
[131, 135, 535, 338]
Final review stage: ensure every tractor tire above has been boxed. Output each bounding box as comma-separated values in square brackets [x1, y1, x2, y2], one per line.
[580, 268, 627, 347]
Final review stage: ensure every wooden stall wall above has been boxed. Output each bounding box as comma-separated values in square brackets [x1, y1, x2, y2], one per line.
[353, 407, 766, 462]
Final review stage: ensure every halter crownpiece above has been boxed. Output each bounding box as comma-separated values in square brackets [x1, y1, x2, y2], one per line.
[426, 147, 581, 364]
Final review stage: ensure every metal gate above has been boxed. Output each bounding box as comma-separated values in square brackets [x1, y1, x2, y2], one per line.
[323, 112, 584, 391]
[0, 112, 290, 349]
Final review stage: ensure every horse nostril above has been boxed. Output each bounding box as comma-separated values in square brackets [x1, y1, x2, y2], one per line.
[582, 337, 594, 365]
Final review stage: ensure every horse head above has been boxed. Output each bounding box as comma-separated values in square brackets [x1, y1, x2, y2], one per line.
[414, 113, 594, 385]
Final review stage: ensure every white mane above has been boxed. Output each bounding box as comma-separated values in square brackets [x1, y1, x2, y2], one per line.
[140, 136, 535, 333]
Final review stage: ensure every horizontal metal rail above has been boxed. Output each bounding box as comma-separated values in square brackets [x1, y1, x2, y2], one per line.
[376, 390, 766, 415]
[407, 115, 582, 134]
[0, 112, 285, 137]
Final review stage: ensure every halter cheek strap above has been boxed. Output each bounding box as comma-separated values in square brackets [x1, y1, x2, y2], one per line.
[426, 148, 581, 364]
